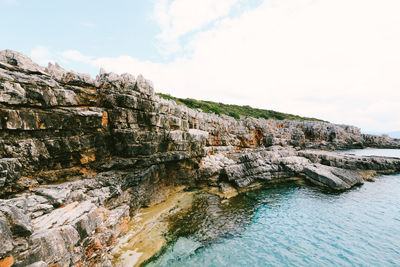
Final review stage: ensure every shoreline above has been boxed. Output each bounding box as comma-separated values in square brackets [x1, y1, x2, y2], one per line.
[111, 186, 195, 266]
[111, 177, 307, 266]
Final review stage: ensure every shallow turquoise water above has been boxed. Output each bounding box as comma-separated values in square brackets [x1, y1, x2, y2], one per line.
[147, 149, 400, 267]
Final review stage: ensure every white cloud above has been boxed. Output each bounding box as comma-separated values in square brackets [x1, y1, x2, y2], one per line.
[54, 0, 400, 133]
[152, 0, 238, 54]
[277, 0, 315, 9]
[30, 46, 54, 66]
[60, 50, 92, 63]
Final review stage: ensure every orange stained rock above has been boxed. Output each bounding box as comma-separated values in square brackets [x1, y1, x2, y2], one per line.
[62, 203, 78, 211]
[119, 217, 129, 234]
[101, 111, 108, 127]
[0, 256, 14, 267]
[254, 129, 263, 146]
[80, 151, 96, 165]
[85, 238, 102, 259]
[212, 134, 220, 146]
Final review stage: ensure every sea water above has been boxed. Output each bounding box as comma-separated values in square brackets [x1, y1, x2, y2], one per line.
[146, 149, 400, 266]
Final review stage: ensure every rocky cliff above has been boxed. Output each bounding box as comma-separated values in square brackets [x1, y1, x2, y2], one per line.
[1, 50, 400, 266]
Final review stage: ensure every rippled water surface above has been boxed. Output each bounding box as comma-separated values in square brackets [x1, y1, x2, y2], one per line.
[146, 149, 400, 267]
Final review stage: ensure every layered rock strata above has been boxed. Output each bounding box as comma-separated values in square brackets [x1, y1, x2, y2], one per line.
[1, 50, 400, 266]
[203, 147, 400, 190]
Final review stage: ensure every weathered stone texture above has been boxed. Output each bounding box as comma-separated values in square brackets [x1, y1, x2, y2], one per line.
[1, 50, 400, 265]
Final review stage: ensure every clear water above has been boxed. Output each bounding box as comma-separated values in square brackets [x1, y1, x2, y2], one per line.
[146, 149, 400, 267]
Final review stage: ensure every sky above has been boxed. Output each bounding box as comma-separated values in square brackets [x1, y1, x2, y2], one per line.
[1, 0, 400, 134]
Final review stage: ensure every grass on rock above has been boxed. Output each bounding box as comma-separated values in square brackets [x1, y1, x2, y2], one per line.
[156, 93, 324, 122]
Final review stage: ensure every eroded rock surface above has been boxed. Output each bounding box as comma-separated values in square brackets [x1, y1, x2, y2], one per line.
[202, 147, 400, 190]
[1, 50, 400, 266]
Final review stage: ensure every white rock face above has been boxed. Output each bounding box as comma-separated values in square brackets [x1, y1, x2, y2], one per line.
[201, 153, 235, 175]
[0, 49, 46, 74]
[45, 62, 67, 80]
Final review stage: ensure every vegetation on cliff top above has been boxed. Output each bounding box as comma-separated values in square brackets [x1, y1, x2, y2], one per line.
[156, 93, 325, 122]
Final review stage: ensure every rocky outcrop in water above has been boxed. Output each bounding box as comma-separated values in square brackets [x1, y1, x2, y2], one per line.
[1, 49, 400, 266]
[204, 147, 400, 190]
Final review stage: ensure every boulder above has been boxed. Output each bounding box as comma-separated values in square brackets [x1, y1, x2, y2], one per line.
[28, 226, 80, 266]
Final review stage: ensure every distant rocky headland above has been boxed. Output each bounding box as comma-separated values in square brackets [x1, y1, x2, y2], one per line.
[1, 49, 400, 266]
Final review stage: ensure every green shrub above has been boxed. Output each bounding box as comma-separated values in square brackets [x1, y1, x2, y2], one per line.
[209, 106, 221, 115]
[229, 111, 240, 119]
[156, 93, 325, 122]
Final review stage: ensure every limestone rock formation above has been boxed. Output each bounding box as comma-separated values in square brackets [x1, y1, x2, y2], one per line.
[202, 147, 400, 190]
[1, 49, 400, 266]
